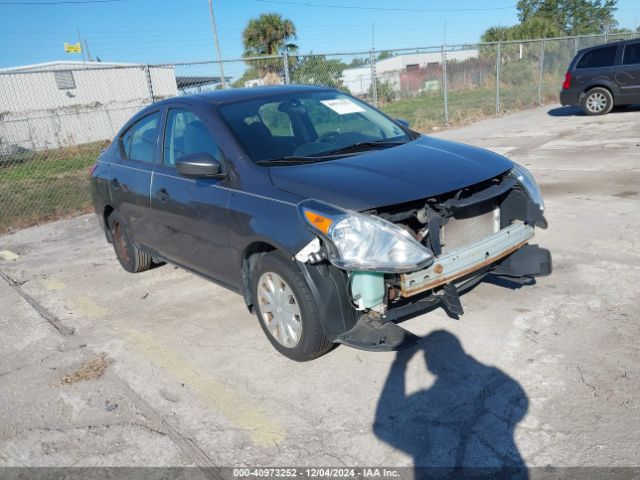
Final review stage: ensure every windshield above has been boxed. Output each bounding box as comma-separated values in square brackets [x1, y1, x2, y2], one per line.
[218, 90, 411, 164]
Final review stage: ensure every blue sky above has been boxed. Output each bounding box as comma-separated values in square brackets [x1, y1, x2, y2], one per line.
[1, 0, 639, 76]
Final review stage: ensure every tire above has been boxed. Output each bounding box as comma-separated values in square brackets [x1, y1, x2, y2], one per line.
[106, 211, 152, 273]
[251, 252, 333, 361]
[581, 87, 613, 116]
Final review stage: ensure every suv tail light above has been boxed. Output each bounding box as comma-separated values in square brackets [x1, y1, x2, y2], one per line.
[562, 72, 572, 90]
[89, 163, 98, 175]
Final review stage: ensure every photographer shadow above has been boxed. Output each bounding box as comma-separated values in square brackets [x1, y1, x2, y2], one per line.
[373, 330, 529, 479]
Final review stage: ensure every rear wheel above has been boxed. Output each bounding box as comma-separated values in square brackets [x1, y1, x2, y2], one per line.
[107, 211, 152, 273]
[251, 252, 332, 361]
[581, 87, 613, 116]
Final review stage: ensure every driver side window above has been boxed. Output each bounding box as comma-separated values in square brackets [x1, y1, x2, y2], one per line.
[163, 108, 220, 167]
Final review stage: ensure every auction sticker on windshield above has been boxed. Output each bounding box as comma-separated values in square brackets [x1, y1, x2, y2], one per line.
[320, 98, 365, 115]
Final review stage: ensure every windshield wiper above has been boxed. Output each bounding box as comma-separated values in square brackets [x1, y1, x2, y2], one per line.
[320, 139, 408, 156]
[255, 156, 330, 165]
[256, 140, 409, 165]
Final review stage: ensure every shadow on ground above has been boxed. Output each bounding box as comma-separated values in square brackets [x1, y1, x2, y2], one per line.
[547, 106, 584, 117]
[374, 330, 529, 479]
[548, 104, 640, 117]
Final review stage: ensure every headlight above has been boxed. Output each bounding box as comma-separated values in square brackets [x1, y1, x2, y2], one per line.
[300, 201, 433, 273]
[511, 163, 544, 211]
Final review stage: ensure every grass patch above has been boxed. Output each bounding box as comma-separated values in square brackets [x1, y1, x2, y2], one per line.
[381, 77, 564, 131]
[0, 142, 103, 233]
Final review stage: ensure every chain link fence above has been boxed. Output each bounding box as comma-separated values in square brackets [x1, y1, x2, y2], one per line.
[1, 32, 638, 232]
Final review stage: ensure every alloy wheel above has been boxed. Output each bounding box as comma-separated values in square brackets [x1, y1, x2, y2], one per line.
[586, 92, 607, 113]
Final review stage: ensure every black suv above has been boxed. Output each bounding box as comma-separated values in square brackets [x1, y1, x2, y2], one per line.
[561, 39, 640, 115]
[90, 86, 551, 361]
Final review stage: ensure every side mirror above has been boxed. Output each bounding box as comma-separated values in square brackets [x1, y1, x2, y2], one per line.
[395, 118, 410, 128]
[176, 152, 223, 178]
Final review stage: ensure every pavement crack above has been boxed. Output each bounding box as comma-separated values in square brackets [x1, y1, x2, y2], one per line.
[0, 351, 62, 378]
[0, 269, 74, 336]
[576, 366, 598, 397]
[108, 372, 221, 475]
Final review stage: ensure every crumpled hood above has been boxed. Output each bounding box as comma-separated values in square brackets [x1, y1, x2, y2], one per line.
[268, 135, 513, 211]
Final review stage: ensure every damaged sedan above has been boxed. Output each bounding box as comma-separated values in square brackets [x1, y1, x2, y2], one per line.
[90, 85, 551, 361]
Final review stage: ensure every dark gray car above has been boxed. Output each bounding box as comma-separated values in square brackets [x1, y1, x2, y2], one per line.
[90, 86, 551, 361]
[560, 39, 640, 115]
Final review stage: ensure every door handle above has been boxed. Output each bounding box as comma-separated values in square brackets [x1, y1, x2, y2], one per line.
[154, 188, 171, 202]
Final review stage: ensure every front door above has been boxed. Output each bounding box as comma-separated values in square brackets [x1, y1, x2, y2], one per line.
[149, 107, 233, 285]
[615, 42, 640, 101]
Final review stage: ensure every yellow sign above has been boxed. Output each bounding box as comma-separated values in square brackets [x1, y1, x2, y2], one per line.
[64, 42, 82, 53]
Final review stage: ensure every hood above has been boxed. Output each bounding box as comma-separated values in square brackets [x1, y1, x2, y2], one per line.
[268, 135, 513, 211]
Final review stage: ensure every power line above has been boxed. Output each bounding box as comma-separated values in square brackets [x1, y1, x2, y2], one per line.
[0, 0, 127, 5]
[251, 0, 516, 13]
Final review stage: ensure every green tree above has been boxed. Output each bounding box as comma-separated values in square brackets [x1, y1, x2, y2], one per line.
[516, 0, 618, 35]
[241, 13, 298, 80]
[482, 0, 619, 42]
[349, 57, 369, 68]
[371, 79, 395, 103]
[291, 55, 349, 91]
[481, 16, 562, 42]
[242, 13, 297, 57]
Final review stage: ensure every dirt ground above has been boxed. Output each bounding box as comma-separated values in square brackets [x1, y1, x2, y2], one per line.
[1, 104, 639, 474]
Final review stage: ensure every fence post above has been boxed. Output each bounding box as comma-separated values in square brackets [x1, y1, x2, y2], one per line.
[283, 53, 290, 85]
[538, 39, 545, 105]
[496, 41, 501, 115]
[370, 49, 378, 107]
[104, 107, 115, 136]
[144, 65, 155, 103]
[441, 44, 449, 125]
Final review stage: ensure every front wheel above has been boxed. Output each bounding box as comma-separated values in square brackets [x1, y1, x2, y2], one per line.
[251, 252, 332, 361]
[581, 87, 613, 116]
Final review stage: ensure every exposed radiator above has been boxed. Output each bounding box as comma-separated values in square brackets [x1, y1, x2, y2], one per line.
[440, 208, 500, 253]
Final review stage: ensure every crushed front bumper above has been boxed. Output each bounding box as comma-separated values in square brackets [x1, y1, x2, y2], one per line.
[400, 222, 535, 297]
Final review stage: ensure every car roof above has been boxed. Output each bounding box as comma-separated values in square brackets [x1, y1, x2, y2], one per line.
[131, 85, 336, 125]
[577, 38, 638, 54]
[169, 84, 333, 107]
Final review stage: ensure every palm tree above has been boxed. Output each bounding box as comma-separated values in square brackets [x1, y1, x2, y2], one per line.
[242, 13, 297, 57]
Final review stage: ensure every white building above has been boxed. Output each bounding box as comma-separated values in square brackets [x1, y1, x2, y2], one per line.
[0, 61, 177, 152]
[342, 50, 479, 96]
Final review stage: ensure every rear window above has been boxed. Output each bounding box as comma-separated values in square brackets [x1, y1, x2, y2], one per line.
[623, 43, 640, 65]
[577, 46, 617, 69]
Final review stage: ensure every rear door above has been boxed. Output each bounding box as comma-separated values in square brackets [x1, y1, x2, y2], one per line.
[109, 110, 160, 250]
[615, 42, 640, 101]
[574, 45, 617, 89]
[149, 106, 233, 284]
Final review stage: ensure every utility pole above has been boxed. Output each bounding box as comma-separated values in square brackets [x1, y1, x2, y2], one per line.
[84, 39, 93, 62]
[208, 0, 227, 89]
[77, 27, 86, 62]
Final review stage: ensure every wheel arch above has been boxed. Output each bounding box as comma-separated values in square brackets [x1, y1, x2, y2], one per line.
[241, 240, 358, 341]
[103, 204, 115, 242]
[582, 83, 615, 99]
[240, 240, 279, 312]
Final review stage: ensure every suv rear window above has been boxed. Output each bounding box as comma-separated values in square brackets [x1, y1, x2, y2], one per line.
[577, 46, 617, 69]
[623, 43, 640, 65]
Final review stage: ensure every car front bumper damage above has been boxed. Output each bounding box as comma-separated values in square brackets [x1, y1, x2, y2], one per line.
[336, 222, 552, 352]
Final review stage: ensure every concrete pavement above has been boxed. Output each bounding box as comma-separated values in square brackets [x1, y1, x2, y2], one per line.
[1, 104, 639, 470]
